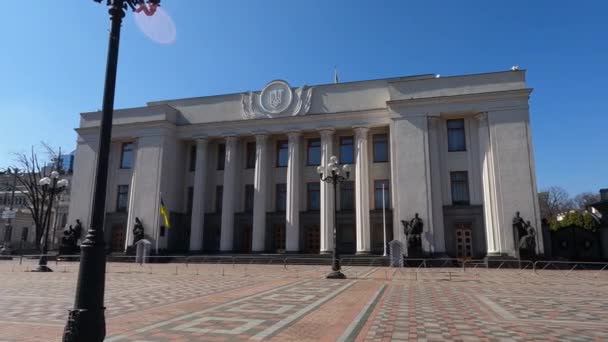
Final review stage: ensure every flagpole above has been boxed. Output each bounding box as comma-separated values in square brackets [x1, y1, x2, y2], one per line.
[155, 193, 161, 254]
[382, 183, 387, 257]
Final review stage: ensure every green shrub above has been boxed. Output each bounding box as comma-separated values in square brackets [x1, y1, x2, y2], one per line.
[549, 211, 599, 231]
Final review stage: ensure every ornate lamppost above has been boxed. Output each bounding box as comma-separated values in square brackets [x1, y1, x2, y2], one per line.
[62, 1, 160, 341]
[317, 156, 350, 279]
[33, 171, 69, 272]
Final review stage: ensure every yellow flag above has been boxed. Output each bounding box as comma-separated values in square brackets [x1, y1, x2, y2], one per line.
[160, 197, 170, 228]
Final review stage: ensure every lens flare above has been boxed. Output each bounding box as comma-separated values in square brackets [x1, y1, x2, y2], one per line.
[134, 6, 176, 44]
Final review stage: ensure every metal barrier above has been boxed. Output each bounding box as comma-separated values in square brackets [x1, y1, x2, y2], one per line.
[3, 254, 608, 283]
[532, 260, 608, 279]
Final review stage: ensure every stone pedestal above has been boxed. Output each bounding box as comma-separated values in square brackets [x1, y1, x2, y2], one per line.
[389, 240, 403, 267]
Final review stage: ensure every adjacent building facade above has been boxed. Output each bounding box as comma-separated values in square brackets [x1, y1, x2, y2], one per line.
[68, 70, 543, 258]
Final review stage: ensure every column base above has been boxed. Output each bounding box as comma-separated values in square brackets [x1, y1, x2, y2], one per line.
[355, 251, 371, 255]
[326, 270, 346, 279]
[320, 250, 332, 255]
[31, 265, 53, 272]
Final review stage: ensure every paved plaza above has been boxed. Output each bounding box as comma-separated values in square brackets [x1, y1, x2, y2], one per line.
[0, 260, 607, 341]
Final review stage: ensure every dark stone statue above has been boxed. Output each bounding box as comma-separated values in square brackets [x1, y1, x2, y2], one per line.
[401, 213, 424, 257]
[73, 219, 83, 240]
[513, 212, 527, 242]
[513, 212, 537, 260]
[59, 224, 80, 255]
[133, 217, 144, 243]
[518, 220, 537, 259]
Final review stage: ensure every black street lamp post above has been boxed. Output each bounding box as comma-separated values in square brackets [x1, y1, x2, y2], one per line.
[62, 1, 160, 341]
[317, 156, 350, 279]
[33, 171, 69, 272]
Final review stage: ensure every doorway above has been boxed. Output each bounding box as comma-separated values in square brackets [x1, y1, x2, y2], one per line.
[304, 224, 320, 254]
[274, 223, 285, 252]
[455, 223, 473, 260]
[111, 223, 126, 252]
[239, 224, 252, 253]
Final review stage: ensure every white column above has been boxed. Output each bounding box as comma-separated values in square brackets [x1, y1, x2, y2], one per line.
[252, 134, 268, 252]
[354, 127, 371, 254]
[428, 117, 445, 254]
[285, 131, 301, 252]
[189, 138, 208, 251]
[477, 113, 500, 254]
[220, 136, 238, 252]
[319, 129, 335, 253]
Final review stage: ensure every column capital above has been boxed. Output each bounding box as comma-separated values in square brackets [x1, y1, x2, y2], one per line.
[319, 129, 335, 139]
[224, 135, 238, 144]
[287, 131, 301, 142]
[475, 112, 488, 122]
[254, 133, 269, 143]
[353, 126, 370, 139]
[195, 137, 209, 144]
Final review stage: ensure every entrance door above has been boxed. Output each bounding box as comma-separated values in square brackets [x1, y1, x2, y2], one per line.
[455, 223, 473, 260]
[338, 223, 356, 254]
[111, 223, 126, 252]
[305, 224, 320, 254]
[240, 224, 252, 253]
[274, 224, 285, 252]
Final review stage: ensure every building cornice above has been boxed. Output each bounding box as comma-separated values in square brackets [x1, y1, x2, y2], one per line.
[182, 108, 390, 139]
[386, 89, 532, 109]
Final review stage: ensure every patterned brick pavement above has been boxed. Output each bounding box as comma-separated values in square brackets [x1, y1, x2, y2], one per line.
[0, 263, 607, 341]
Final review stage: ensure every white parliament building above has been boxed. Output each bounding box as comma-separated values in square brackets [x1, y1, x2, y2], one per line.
[67, 69, 543, 258]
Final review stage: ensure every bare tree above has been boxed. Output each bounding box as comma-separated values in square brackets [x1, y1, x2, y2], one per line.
[9, 145, 60, 249]
[573, 192, 601, 210]
[538, 186, 575, 221]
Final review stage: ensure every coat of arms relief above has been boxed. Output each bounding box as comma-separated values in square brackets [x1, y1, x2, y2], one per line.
[241, 80, 313, 119]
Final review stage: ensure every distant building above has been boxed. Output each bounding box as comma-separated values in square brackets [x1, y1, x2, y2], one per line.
[69, 70, 542, 258]
[0, 171, 72, 251]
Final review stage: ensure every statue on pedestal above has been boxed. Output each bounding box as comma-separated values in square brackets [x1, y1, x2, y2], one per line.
[59, 224, 80, 255]
[513, 212, 537, 260]
[401, 213, 424, 257]
[518, 220, 537, 259]
[133, 217, 144, 243]
[73, 219, 83, 240]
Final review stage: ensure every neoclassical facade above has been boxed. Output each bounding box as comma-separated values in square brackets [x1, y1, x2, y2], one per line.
[68, 70, 543, 258]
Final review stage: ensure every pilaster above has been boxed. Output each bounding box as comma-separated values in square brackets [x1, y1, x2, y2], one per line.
[476, 113, 500, 254]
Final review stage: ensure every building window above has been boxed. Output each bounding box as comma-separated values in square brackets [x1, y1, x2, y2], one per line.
[374, 180, 391, 209]
[307, 182, 320, 211]
[276, 183, 287, 212]
[217, 144, 226, 170]
[340, 181, 354, 211]
[276, 140, 288, 167]
[450, 171, 470, 205]
[244, 184, 254, 212]
[339, 136, 354, 164]
[447, 119, 466, 152]
[246, 142, 256, 169]
[187, 186, 194, 214]
[307, 139, 321, 166]
[373, 134, 389, 162]
[116, 185, 129, 212]
[120, 142, 133, 169]
[215, 185, 223, 212]
[189, 145, 197, 172]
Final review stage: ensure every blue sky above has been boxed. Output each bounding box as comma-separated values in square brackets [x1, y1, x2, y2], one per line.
[0, 1, 606, 196]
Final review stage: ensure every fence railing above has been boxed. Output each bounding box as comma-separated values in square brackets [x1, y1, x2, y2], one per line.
[2, 254, 607, 282]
